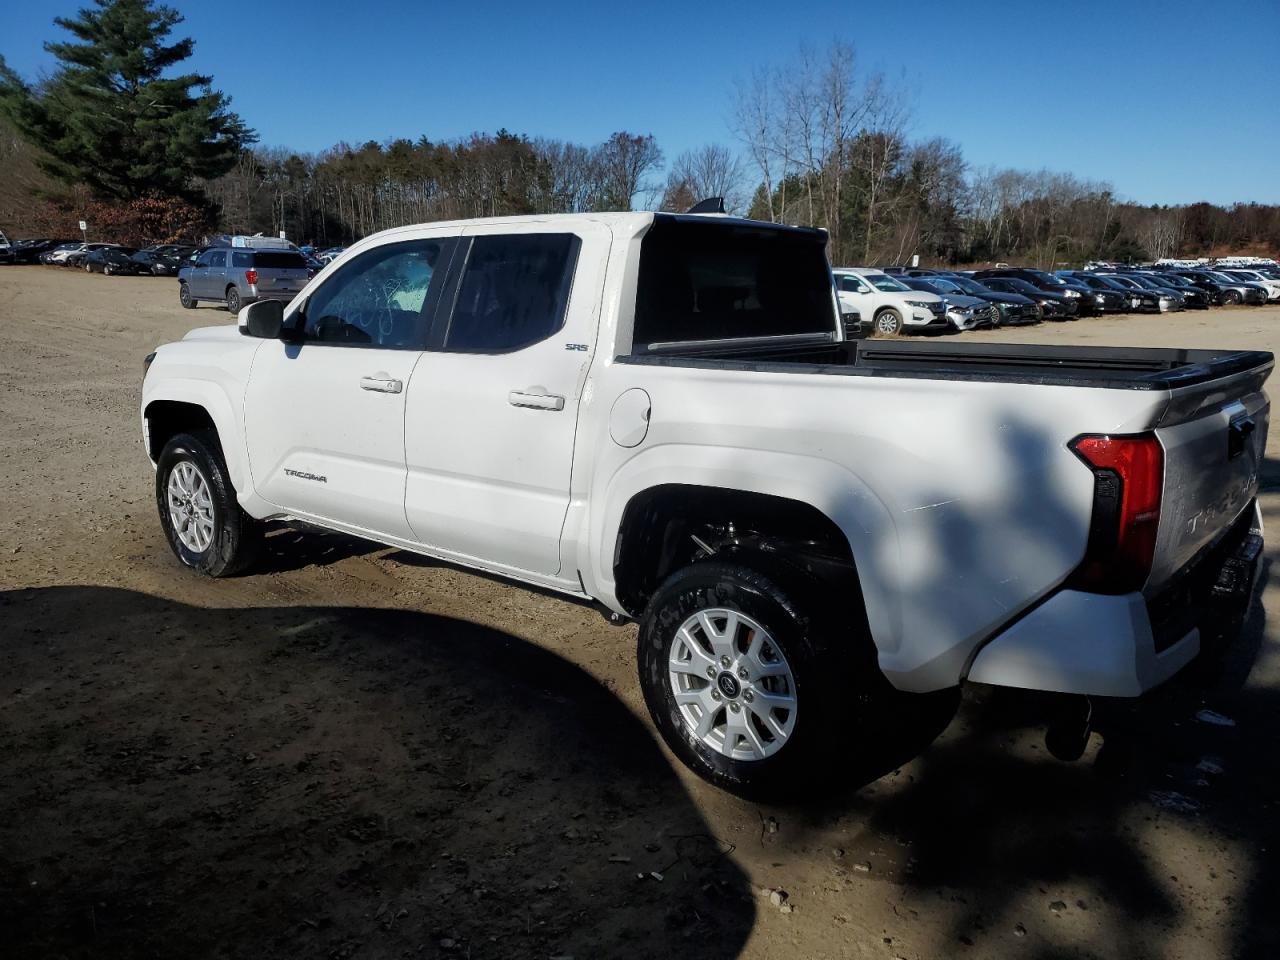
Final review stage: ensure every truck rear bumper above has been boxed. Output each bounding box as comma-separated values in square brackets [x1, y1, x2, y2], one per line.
[966, 505, 1262, 697]
[966, 590, 1198, 696]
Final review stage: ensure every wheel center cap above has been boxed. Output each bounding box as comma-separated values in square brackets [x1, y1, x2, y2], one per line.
[716, 672, 741, 699]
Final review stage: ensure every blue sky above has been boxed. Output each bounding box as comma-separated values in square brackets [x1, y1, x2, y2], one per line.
[3, 0, 1277, 205]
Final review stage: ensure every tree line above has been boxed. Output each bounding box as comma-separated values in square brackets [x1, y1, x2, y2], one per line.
[2, 2, 1277, 266]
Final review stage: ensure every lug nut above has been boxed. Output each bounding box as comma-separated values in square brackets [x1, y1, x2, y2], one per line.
[705, 666, 716, 678]
[720, 655, 731, 668]
[743, 691, 754, 703]
[737, 667, 748, 680]
[729, 702, 741, 713]
[711, 689, 722, 702]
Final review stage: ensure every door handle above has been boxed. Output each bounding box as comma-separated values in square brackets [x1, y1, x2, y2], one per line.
[360, 375, 403, 394]
[508, 390, 565, 411]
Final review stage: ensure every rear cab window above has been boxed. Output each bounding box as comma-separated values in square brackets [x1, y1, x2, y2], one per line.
[632, 218, 835, 351]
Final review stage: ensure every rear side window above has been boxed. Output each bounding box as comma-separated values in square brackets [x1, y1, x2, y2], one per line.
[633, 219, 834, 349]
[232, 251, 252, 268]
[255, 251, 307, 269]
[443, 234, 580, 353]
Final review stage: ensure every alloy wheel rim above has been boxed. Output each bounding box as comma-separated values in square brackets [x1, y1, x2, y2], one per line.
[876, 313, 898, 333]
[167, 460, 215, 552]
[667, 608, 798, 761]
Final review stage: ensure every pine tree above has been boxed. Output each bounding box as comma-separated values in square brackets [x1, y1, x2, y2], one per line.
[0, 0, 254, 201]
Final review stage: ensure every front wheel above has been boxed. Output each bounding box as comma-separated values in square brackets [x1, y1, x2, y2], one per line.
[638, 560, 880, 797]
[179, 282, 195, 309]
[872, 308, 904, 337]
[103, 263, 115, 276]
[156, 431, 261, 577]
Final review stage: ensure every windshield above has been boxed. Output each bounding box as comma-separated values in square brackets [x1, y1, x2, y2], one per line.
[1208, 272, 1236, 283]
[868, 274, 910, 292]
[925, 278, 962, 293]
[947, 276, 988, 296]
[999, 278, 1041, 295]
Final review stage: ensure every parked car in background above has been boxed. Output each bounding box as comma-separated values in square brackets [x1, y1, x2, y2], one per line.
[1108, 273, 1189, 311]
[1220, 269, 1280, 301]
[84, 245, 141, 275]
[1163, 270, 1233, 305]
[1067, 272, 1160, 312]
[901, 276, 999, 330]
[972, 275, 1077, 319]
[1133, 272, 1211, 309]
[131, 245, 195, 276]
[1187, 270, 1267, 305]
[12, 238, 73, 263]
[1101, 274, 1184, 312]
[178, 241, 312, 312]
[317, 246, 345, 263]
[1053, 271, 1130, 313]
[973, 268, 1099, 315]
[832, 267, 948, 336]
[40, 242, 87, 265]
[65, 243, 118, 268]
[918, 273, 1043, 325]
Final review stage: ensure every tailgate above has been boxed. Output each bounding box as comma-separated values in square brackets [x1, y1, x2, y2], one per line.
[1147, 361, 1271, 592]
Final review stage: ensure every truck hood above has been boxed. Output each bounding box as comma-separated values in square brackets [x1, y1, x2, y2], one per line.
[183, 323, 243, 343]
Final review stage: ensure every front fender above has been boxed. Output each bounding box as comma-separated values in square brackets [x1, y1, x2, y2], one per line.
[141, 378, 252, 505]
[587, 444, 902, 657]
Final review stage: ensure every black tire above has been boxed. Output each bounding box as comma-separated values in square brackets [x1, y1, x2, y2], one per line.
[155, 430, 262, 577]
[179, 282, 196, 309]
[638, 559, 887, 798]
[872, 307, 904, 338]
[84, 263, 92, 273]
[225, 285, 241, 314]
[103, 263, 115, 276]
[1224, 290, 1242, 305]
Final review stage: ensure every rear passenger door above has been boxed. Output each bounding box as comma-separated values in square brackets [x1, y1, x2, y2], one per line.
[402, 222, 609, 581]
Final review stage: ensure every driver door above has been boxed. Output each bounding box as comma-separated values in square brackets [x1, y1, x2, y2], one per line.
[243, 232, 458, 540]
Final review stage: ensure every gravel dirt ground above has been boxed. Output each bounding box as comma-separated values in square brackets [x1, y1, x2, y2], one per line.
[1, 265, 1278, 960]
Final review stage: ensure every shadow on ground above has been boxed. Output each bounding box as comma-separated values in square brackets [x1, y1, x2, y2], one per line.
[0, 586, 754, 959]
[776, 558, 1279, 959]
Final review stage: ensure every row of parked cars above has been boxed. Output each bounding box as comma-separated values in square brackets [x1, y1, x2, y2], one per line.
[834, 261, 1280, 336]
[7, 238, 199, 275]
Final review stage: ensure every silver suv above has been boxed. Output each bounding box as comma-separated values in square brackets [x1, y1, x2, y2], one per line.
[178, 245, 311, 312]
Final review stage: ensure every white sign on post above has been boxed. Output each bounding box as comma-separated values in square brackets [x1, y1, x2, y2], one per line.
[279, 231, 286, 240]
[78, 220, 87, 231]
[911, 254, 920, 268]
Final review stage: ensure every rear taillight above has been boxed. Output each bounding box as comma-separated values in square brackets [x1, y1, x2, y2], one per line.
[245, 269, 258, 285]
[1067, 434, 1164, 594]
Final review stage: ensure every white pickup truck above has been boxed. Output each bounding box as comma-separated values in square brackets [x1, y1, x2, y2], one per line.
[141, 211, 1270, 795]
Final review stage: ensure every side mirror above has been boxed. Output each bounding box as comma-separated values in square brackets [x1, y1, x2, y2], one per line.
[240, 299, 284, 339]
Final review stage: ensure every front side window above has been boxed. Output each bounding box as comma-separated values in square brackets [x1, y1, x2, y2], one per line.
[209, 251, 226, 268]
[443, 233, 580, 353]
[302, 239, 448, 348]
[839, 275, 871, 293]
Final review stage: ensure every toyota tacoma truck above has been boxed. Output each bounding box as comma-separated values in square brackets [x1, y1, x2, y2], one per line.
[140, 211, 1270, 795]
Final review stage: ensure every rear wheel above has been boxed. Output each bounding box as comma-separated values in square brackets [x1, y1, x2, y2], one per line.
[155, 431, 261, 577]
[179, 282, 195, 309]
[84, 263, 92, 273]
[103, 263, 115, 276]
[1224, 290, 1242, 305]
[872, 308, 904, 337]
[225, 286, 241, 314]
[638, 560, 892, 798]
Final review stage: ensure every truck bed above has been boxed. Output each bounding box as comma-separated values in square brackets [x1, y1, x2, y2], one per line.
[622, 336, 1274, 391]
